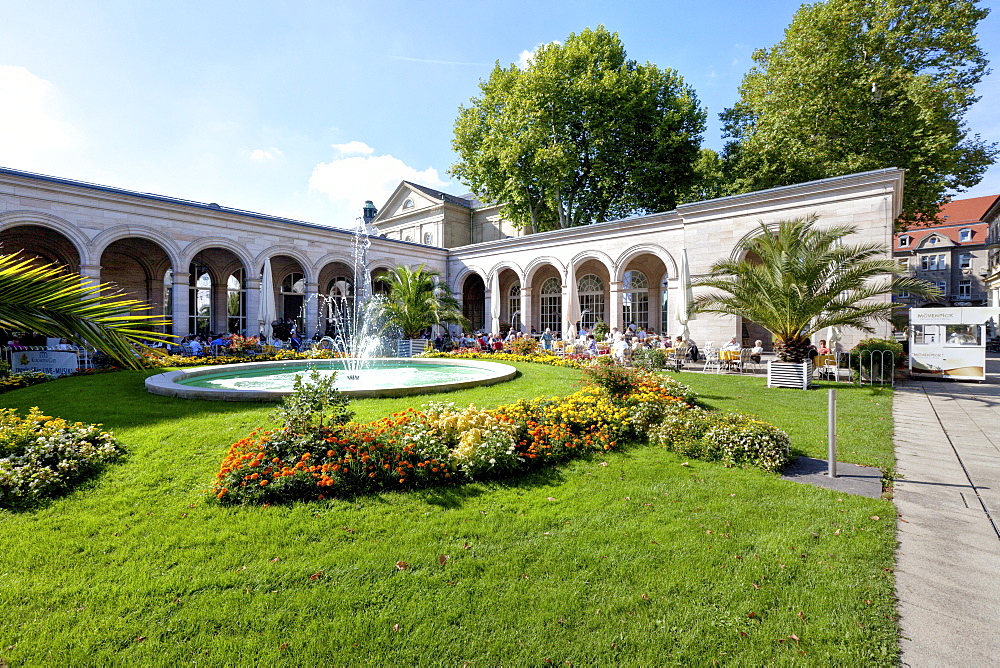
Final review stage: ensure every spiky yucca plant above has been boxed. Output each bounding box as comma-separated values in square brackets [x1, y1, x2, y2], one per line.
[0, 252, 173, 368]
[376, 264, 469, 339]
[692, 216, 939, 363]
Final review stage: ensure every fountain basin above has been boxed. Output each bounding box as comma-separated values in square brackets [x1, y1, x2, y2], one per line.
[144, 357, 518, 401]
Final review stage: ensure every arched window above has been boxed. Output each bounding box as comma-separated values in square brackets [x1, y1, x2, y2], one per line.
[577, 274, 605, 329]
[508, 283, 521, 329]
[660, 277, 670, 333]
[622, 270, 649, 329]
[280, 272, 306, 333]
[403, 198, 414, 209]
[539, 277, 562, 334]
[322, 275, 354, 336]
[227, 268, 246, 334]
[189, 262, 212, 335]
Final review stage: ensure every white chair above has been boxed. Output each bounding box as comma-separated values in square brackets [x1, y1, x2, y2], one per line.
[703, 348, 721, 373]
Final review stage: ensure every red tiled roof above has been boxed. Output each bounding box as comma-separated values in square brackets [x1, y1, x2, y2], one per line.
[936, 194, 1000, 224]
[894, 194, 998, 250]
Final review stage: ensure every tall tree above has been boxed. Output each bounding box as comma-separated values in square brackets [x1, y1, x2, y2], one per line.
[0, 252, 172, 368]
[720, 0, 995, 227]
[692, 216, 938, 363]
[452, 26, 705, 233]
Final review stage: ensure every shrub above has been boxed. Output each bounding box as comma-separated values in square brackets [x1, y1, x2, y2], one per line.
[0, 359, 10, 378]
[651, 406, 791, 472]
[0, 372, 52, 395]
[273, 369, 353, 433]
[631, 346, 670, 371]
[0, 407, 125, 508]
[226, 334, 260, 355]
[591, 319, 609, 341]
[582, 358, 647, 397]
[850, 337, 905, 381]
[508, 337, 541, 356]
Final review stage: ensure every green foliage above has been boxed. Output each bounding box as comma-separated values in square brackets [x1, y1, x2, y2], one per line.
[0, 372, 52, 395]
[851, 337, 906, 382]
[651, 406, 792, 472]
[376, 264, 468, 339]
[452, 26, 705, 232]
[591, 319, 609, 340]
[720, 0, 996, 227]
[631, 346, 670, 371]
[273, 369, 353, 433]
[0, 251, 173, 368]
[0, 359, 9, 378]
[0, 407, 124, 508]
[581, 358, 646, 397]
[507, 336, 540, 356]
[693, 215, 939, 362]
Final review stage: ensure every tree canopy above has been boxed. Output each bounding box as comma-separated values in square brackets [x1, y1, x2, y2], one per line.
[451, 26, 705, 233]
[719, 0, 996, 227]
[692, 216, 938, 363]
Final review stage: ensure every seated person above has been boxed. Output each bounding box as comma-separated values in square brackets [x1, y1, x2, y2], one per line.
[751, 340, 763, 364]
[188, 336, 204, 355]
[804, 337, 818, 361]
[585, 334, 598, 356]
[721, 336, 741, 352]
[816, 339, 832, 355]
[611, 333, 629, 363]
[209, 334, 228, 347]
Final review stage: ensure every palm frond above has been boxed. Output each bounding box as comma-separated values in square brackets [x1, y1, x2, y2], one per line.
[0, 252, 174, 368]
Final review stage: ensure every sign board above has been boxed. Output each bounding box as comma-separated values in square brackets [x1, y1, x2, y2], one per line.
[909, 307, 1000, 382]
[10, 350, 79, 377]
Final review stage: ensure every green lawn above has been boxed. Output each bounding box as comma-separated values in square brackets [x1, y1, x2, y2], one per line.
[0, 364, 898, 666]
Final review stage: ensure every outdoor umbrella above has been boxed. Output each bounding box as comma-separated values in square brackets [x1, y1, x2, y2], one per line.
[676, 249, 693, 340]
[258, 257, 277, 342]
[567, 268, 581, 337]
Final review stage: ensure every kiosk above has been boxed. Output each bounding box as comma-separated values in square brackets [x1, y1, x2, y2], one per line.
[909, 307, 1000, 382]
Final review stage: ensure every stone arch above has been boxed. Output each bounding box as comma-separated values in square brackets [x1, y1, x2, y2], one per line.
[90, 225, 183, 271]
[452, 265, 489, 293]
[728, 221, 786, 263]
[0, 210, 92, 266]
[313, 253, 356, 281]
[180, 237, 255, 275]
[568, 249, 615, 281]
[615, 244, 678, 282]
[487, 260, 524, 285]
[254, 246, 315, 283]
[524, 256, 565, 287]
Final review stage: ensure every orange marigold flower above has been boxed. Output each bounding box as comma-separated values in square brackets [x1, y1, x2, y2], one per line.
[259, 479, 269, 486]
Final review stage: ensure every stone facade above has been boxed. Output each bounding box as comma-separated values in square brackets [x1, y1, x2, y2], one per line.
[1, 165, 904, 350]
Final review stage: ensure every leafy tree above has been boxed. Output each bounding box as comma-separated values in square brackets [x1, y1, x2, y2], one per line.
[720, 0, 996, 227]
[0, 252, 172, 368]
[692, 215, 938, 363]
[376, 264, 468, 339]
[452, 26, 705, 233]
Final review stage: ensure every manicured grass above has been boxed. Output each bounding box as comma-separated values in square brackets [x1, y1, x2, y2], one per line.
[672, 372, 895, 473]
[0, 364, 897, 665]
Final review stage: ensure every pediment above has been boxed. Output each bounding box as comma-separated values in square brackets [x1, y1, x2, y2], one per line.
[372, 183, 443, 226]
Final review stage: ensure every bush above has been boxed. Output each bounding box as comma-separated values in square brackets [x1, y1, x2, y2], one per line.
[508, 337, 541, 356]
[272, 369, 353, 433]
[850, 337, 905, 382]
[651, 406, 791, 473]
[631, 347, 670, 371]
[582, 357, 647, 397]
[0, 359, 10, 378]
[592, 319, 609, 341]
[0, 407, 125, 508]
[0, 372, 52, 395]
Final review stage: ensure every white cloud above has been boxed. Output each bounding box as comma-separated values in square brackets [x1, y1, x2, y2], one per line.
[249, 147, 282, 161]
[0, 65, 83, 170]
[309, 144, 449, 216]
[331, 141, 375, 156]
[516, 41, 562, 69]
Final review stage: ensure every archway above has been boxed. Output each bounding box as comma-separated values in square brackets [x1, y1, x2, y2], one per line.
[179, 247, 248, 336]
[100, 237, 173, 333]
[618, 252, 669, 334]
[462, 273, 486, 332]
[0, 224, 82, 271]
[270, 255, 308, 335]
[317, 261, 355, 337]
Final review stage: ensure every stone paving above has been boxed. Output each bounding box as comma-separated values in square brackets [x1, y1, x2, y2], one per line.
[894, 356, 1000, 666]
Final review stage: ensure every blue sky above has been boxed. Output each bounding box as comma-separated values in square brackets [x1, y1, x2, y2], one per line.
[1, 0, 998, 228]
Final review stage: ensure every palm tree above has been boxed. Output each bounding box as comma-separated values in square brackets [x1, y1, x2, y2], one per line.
[0, 252, 173, 368]
[692, 215, 938, 363]
[376, 264, 469, 339]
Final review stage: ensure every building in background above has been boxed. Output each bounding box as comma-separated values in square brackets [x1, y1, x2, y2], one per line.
[893, 194, 999, 309]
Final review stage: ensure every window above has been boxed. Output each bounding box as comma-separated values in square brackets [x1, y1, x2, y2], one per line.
[927, 236, 939, 246]
[959, 253, 972, 270]
[508, 283, 521, 329]
[227, 269, 246, 334]
[189, 262, 212, 335]
[539, 278, 562, 334]
[280, 272, 306, 333]
[423, 232, 433, 245]
[936, 281, 947, 294]
[898, 235, 911, 248]
[921, 254, 946, 271]
[577, 274, 605, 329]
[403, 198, 413, 209]
[322, 275, 354, 337]
[897, 289, 910, 299]
[660, 277, 670, 333]
[622, 270, 649, 329]
[958, 280, 972, 297]
[959, 229, 972, 242]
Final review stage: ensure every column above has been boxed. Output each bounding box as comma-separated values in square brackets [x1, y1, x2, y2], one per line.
[79, 264, 102, 289]
[245, 278, 261, 337]
[520, 286, 534, 334]
[608, 280, 623, 332]
[212, 281, 228, 334]
[304, 282, 319, 338]
[171, 272, 191, 338]
[489, 276, 501, 334]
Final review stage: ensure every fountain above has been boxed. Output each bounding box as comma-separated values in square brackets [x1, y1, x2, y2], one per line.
[145, 216, 517, 401]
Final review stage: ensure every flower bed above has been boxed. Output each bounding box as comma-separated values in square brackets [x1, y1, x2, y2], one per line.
[213, 368, 690, 505]
[0, 407, 125, 508]
[420, 349, 586, 369]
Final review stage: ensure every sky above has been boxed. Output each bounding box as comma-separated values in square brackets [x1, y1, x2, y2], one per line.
[1, 0, 998, 229]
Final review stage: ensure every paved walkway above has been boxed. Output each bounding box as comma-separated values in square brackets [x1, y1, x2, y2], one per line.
[894, 355, 1000, 666]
